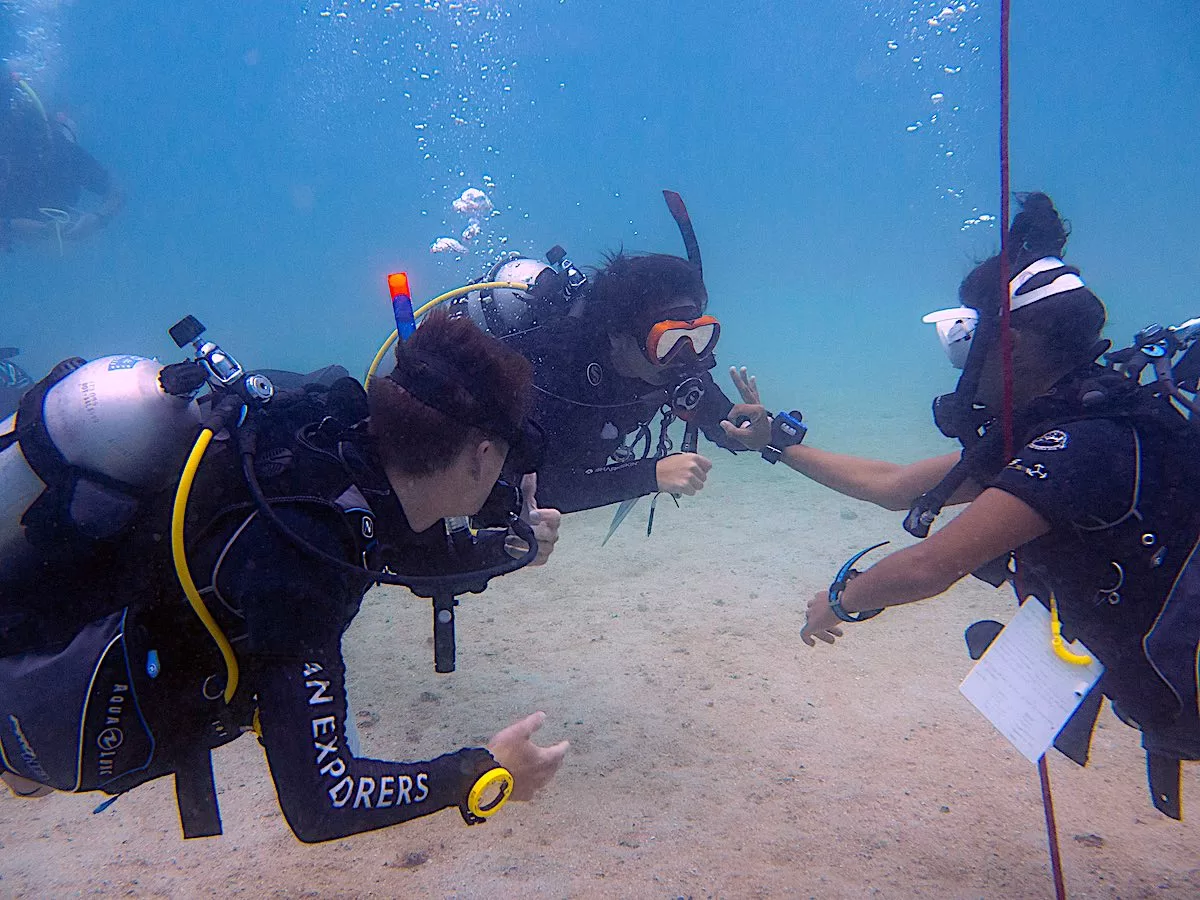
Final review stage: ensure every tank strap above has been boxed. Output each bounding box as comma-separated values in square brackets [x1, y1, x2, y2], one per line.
[14, 357, 87, 486]
[175, 746, 222, 838]
[1148, 753, 1183, 819]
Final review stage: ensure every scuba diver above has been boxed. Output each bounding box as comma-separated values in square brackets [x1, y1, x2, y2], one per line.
[724, 192, 1200, 819]
[0, 309, 567, 841]
[1, 71, 123, 251]
[448, 191, 744, 520]
[0, 346, 33, 417]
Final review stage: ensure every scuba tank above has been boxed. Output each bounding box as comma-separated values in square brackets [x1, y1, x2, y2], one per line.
[450, 249, 586, 338]
[0, 354, 202, 581]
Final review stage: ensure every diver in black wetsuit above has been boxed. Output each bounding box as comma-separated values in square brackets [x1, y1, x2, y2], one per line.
[1, 72, 123, 250]
[0, 311, 567, 841]
[450, 193, 745, 516]
[724, 192, 1200, 818]
[508, 252, 744, 513]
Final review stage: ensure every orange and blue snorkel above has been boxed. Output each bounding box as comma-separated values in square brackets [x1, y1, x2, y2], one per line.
[388, 272, 416, 341]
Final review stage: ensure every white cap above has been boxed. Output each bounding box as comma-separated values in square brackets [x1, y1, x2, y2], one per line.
[922, 257, 1087, 369]
[922, 306, 978, 369]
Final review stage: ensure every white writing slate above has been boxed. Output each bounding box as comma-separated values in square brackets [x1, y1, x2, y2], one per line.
[960, 599, 1104, 764]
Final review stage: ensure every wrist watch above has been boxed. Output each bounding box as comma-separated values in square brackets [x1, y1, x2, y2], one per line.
[761, 410, 807, 464]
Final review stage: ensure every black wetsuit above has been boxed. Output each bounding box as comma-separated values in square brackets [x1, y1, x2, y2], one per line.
[506, 317, 743, 513]
[0, 116, 111, 224]
[187, 481, 498, 842]
[0, 383, 501, 842]
[990, 411, 1200, 756]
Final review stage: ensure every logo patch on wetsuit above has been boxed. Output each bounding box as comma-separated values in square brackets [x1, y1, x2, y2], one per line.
[1006, 458, 1049, 480]
[1027, 429, 1069, 452]
[586, 362, 603, 386]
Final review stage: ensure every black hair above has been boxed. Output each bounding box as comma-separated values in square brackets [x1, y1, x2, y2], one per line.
[1008, 191, 1070, 268]
[958, 192, 1105, 370]
[588, 251, 707, 337]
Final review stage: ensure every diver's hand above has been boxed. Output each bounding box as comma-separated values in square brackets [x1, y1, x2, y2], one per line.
[486, 711, 569, 801]
[720, 403, 772, 451]
[730, 366, 762, 404]
[656, 453, 712, 495]
[63, 211, 103, 241]
[514, 473, 561, 566]
[801, 591, 845, 647]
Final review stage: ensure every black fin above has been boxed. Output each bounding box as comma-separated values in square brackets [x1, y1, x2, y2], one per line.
[965, 619, 1004, 660]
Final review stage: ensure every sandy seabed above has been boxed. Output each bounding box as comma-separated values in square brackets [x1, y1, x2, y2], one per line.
[2, 455, 1198, 899]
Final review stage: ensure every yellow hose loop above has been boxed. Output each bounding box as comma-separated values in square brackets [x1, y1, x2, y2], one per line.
[16, 79, 49, 125]
[172, 427, 240, 702]
[1049, 595, 1093, 666]
[364, 280, 530, 386]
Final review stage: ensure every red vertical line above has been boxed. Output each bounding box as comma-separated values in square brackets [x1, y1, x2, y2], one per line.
[999, 0, 1014, 461]
[1001, 3, 1068, 897]
[1040, 755, 1069, 900]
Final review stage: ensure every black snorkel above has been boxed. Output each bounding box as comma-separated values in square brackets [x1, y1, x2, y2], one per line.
[904, 298, 1000, 538]
[663, 189, 703, 279]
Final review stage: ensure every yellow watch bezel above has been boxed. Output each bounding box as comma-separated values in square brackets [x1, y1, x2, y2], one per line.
[467, 766, 513, 819]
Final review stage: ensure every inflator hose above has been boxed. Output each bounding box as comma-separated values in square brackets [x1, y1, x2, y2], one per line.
[365, 281, 530, 385]
[172, 427, 241, 703]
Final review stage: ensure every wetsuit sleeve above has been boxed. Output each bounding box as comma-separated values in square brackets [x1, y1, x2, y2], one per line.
[691, 371, 745, 453]
[988, 419, 1138, 531]
[534, 419, 660, 514]
[222, 508, 499, 843]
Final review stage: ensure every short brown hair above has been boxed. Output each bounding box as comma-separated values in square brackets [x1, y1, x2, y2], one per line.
[368, 309, 533, 476]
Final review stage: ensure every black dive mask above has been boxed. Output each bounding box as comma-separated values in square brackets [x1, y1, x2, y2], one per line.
[932, 297, 998, 447]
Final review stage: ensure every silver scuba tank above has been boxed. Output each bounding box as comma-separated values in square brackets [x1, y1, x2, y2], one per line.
[0, 355, 202, 581]
[450, 256, 550, 337]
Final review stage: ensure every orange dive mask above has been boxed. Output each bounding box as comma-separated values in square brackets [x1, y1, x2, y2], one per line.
[644, 315, 721, 366]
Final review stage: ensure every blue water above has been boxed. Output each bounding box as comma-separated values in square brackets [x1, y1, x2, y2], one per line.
[4, 0, 1199, 451]
[6, 4, 1200, 887]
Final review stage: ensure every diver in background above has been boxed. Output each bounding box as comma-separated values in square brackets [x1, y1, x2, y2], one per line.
[724, 193, 1200, 819]
[0, 347, 32, 418]
[1, 71, 123, 250]
[1, 311, 567, 841]
[451, 193, 744, 516]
